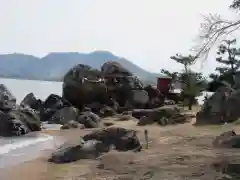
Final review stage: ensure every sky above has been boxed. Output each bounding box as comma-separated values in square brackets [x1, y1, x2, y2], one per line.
[0, 0, 237, 75]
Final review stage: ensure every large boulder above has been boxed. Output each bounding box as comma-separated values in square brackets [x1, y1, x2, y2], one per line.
[62, 64, 109, 109]
[0, 114, 29, 136]
[40, 94, 71, 121]
[0, 108, 41, 137]
[196, 85, 240, 124]
[0, 84, 16, 111]
[20, 93, 42, 111]
[83, 127, 142, 151]
[101, 61, 132, 76]
[102, 62, 145, 107]
[49, 106, 79, 124]
[49, 140, 109, 163]
[130, 90, 149, 108]
[12, 108, 41, 132]
[213, 130, 240, 148]
[144, 85, 164, 108]
[106, 76, 145, 107]
[77, 111, 101, 128]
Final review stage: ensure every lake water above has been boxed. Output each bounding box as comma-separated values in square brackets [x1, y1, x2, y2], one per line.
[0, 78, 63, 168]
[0, 78, 63, 103]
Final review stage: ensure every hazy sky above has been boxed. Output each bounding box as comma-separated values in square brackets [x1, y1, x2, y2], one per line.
[0, 0, 236, 74]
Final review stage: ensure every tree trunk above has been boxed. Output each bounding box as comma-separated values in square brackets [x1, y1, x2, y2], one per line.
[188, 97, 194, 110]
[230, 62, 235, 86]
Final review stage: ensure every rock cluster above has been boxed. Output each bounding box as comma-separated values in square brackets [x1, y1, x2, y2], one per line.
[62, 61, 164, 111]
[0, 61, 189, 136]
[133, 106, 194, 126]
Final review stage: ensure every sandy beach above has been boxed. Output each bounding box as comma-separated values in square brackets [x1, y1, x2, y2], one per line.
[1, 116, 239, 180]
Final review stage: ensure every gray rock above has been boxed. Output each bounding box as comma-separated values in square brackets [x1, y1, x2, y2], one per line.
[81, 111, 101, 123]
[40, 94, 71, 122]
[20, 93, 42, 111]
[213, 130, 240, 148]
[83, 127, 142, 152]
[99, 106, 116, 117]
[0, 84, 16, 111]
[49, 106, 78, 124]
[132, 106, 188, 126]
[61, 120, 85, 130]
[49, 140, 107, 163]
[0, 107, 41, 137]
[137, 116, 154, 126]
[77, 114, 98, 128]
[62, 64, 108, 109]
[101, 61, 132, 76]
[196, 85, 240, 124]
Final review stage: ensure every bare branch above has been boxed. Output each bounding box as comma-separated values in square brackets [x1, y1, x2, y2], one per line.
[194, 13, 240, 59]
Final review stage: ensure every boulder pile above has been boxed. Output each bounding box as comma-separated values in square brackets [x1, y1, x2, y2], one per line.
[0, 61, 189, 137]
[62, 61, 164, 111]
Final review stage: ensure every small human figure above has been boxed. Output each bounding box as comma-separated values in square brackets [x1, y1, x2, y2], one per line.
[144, 129, 149, 149]
[221, 87, 231, 124]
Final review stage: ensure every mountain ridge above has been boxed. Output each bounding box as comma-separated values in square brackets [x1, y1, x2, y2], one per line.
[0, 51, 165, 84]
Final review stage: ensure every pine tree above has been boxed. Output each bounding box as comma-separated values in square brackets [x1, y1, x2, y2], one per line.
[162, 54, 207, 110]
[212, 39, 240, 85]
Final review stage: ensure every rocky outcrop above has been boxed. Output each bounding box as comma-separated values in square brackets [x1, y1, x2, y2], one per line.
[77, 111, 102, 128]
[62, 64, 108, 110]
[62, 62, 164, 113]
[49, 106, 79, 124]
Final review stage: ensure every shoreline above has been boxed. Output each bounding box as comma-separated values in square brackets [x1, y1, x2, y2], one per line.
[0, 128, 98, 180]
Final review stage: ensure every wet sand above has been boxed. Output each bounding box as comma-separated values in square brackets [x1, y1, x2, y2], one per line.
[0, 128, 96, 180]
[0, 128, 97, 169]
[0, 124, 67, 169]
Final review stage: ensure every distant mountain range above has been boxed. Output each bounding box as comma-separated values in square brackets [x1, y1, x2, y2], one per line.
[0, 51, 166, 84]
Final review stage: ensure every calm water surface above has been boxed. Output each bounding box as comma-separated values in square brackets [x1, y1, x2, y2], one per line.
[0, 78, 62, 103]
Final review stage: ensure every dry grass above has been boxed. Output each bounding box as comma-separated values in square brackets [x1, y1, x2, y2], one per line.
[1, 111, 240, 180]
